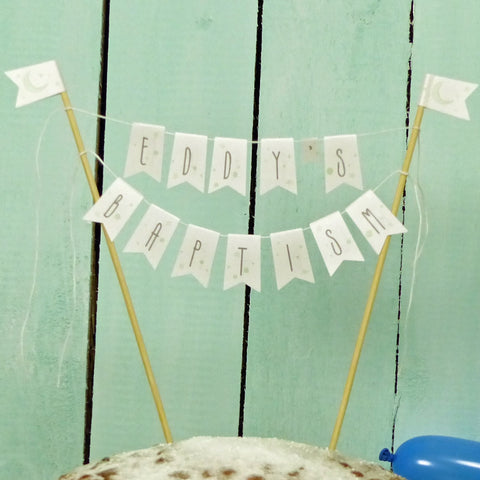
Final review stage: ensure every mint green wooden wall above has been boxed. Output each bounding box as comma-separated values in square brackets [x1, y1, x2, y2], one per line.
[2, 2, 480, 479]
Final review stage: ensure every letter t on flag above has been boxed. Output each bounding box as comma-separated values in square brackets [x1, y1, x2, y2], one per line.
[5, 60, 65, 107]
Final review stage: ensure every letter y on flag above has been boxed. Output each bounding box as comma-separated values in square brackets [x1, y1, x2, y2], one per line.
[5, 60, 65, 107]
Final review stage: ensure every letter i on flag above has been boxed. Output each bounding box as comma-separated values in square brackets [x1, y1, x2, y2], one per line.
[419, 74, 478, 120]
[83, 178, 143, 240]
[270, 228, 314, 289]
[5, 60, 65, 107]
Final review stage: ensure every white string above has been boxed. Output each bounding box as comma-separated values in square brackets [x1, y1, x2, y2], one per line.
[70, 106, 412, 145]
[20, 108, 65, 365]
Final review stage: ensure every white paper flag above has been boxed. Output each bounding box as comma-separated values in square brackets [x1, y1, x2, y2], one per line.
[124, 123, 165, 181]
[208, 137, 248, 195]
[260, 138, 297, 194]
[419, 74, 478, 120]
[310, 211, 364, 276]
[172, 225, 220, 287]
[167, 132, 208, 192]
[324, 134, 363, 193]
[5, 60, 65, 107]
[224, 234, 261, 291]
[83, 178, 143, 240]
[123, 204, 179, 269]
[346, 190, 407, 254]
[270, 228, 314, 289]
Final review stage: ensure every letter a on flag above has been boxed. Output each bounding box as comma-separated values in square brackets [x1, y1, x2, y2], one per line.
[419, 74, 478, 120]
[5, 60, 65, 107]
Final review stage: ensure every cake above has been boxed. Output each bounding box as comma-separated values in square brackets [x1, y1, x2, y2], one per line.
[58, 436, 403, 480]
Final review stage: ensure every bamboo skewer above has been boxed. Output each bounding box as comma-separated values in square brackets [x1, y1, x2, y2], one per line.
[61, 91, 173, 444]
[329, 106, 425, 451]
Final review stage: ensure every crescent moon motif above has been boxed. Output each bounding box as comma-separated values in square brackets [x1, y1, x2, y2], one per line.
[431, 81, 455, 105]
[22, 70, 49, 93]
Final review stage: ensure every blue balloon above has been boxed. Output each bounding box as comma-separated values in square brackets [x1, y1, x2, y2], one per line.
[379, 435, 480, 480]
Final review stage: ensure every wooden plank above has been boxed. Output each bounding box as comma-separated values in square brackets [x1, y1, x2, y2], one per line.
[90, 1, 258, 458]
[0, 2, 103, 478]
[243, 0, 412, 461]
[394, 0, 480, 449]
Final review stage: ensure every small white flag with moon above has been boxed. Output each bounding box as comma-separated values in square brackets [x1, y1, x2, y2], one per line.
[5, 60, 65, 107]
[419, 74, 478, 120]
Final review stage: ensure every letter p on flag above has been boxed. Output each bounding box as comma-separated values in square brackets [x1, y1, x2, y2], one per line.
[5, 60, 65, 107]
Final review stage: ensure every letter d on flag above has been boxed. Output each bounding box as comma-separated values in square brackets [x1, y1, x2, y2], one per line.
[5, 60, 65, 107]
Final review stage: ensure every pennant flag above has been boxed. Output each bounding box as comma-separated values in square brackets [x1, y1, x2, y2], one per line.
[208, 137, 248, 195]
[260, 138, 297, 194]
[324, 134, 363, 193]
[419, 74, 478, 120]
[123, 204, 179, 269]
[310, 211, 364, 276]
[124, 123, 165, 181]
[167, 132, 208, 192]
[172, 224, 220, 287]
[270, 228, 314, 289]
[346, 190, 407, 254]
[5, 60, 65, 107]
[83, 178, 143, 241]
[224, 234, 261, 291]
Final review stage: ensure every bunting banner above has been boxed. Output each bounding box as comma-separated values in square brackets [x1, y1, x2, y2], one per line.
[83, 178, 143, 241]
[224, 234, 261, 291]
[124, 123, 165, 182]
[310, 211, 364, 276]
[6, 61, 479, 290]
[345, 190, 407, 254]
[123, 204, 179, 269]
[324, 134, 363, 193]
[270, 228, 314, 289]
[171, 224, 220, 287]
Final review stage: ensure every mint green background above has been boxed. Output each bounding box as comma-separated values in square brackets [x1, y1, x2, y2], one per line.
[2, 2, 480, 479]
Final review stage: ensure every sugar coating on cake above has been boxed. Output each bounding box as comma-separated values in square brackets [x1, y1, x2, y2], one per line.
[58, 436, 403, 480]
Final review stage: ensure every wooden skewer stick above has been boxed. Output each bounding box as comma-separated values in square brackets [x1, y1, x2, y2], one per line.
[60, 91, 173, 444]
[329, 106, 425, 451]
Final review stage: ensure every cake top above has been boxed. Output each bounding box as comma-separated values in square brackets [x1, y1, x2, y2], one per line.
[58, 436, 402, 480]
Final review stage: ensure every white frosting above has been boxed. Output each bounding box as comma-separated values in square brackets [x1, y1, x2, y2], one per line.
[59, 436, 403, 480]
